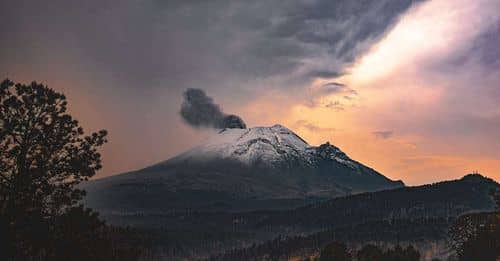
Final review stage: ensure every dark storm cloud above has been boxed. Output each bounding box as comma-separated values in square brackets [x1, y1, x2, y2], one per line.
[180, 89, 246, 129]
[0, 0, 423, 175]
[158, 0, 424, 88]
[306, 70, 343, 79]
[0, 0, 158, 94]
[322, 82, 347, 91]
[264, 0, 425, 77]
[463, 24, 500, 67]
[0, 0, 423, 94]
[304, 82, 357, 108]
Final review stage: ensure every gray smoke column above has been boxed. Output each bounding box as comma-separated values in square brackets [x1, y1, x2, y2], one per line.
[180, 88, 247, 129]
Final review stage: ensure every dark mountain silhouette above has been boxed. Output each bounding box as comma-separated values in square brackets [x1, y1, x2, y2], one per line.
[211, 174, 500, 260]
[82, 125, 402, 214]
[98, 174, 498, 260]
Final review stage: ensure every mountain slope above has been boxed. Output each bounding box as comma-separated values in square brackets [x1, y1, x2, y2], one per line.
[101, 174, 499, 260]
[83, 125, 403, 213]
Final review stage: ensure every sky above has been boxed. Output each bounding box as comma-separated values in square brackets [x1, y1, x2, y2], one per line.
[1, 0, 499, 185]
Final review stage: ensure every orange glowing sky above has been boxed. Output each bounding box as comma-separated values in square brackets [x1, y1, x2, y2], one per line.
[240, 0, 500, 184]
[1, 0, 499, 185]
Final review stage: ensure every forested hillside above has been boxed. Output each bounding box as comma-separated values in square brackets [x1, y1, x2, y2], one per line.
[104, 174, 498, 260]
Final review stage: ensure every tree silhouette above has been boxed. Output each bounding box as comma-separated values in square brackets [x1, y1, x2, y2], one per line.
[355, 244, 420, 261]
[319, 241, 351, 261]
[47, 206, 147, 261]
[449, 188, 500, 261]
[490, 188, 500, 210]
[0, 79, 107, 259]
[357, 244, 384, 261]
[384, 245, 420, 261]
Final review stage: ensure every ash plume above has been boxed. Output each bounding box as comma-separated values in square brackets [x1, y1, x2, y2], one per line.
[180, 88, 246, 129]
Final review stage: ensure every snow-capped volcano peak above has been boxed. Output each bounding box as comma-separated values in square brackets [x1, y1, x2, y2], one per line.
[179, 124, 312, 164]
[172, 124, 364, 170]
[84, 124, 404, 214]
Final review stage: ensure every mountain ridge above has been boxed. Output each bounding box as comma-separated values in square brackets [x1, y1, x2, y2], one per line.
[98, 174, 498, 260]
[83, 125, 403, 213]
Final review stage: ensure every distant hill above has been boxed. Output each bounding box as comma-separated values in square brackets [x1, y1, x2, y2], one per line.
[213, 218, 452, 261]
[101, 174, 498, 260]
[82, 125, 402, 214]
[241, 174, 498, 230]
[212, 174, 499, 260]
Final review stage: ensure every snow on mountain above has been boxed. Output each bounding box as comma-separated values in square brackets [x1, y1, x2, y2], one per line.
[177, 124, 308, 163]
[83, 124, 404, 213]
[173, 124, 357, 169]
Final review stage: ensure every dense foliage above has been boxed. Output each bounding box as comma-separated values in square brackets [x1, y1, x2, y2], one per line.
[208, 218, 448, 260]
[102, 174, 497, 259]
[354, 244, 420, 261]
[0, 80, 146, 260]
[206, 187, 498, 261]
[319, 241, 351, 261]
[449, 189, 500, 261]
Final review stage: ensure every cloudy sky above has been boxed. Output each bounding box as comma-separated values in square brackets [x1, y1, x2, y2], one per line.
[1, 0, 499, 185]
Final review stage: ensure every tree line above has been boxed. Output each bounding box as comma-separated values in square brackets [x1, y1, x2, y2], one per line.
[210, 189, 500, 260]
[0, 79, 149, 260]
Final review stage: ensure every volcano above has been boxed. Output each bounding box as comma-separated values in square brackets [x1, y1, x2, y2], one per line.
[83, 125, 403, 213]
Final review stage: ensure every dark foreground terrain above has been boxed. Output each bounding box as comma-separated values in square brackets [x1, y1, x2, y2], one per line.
[100, 174, 498, 260]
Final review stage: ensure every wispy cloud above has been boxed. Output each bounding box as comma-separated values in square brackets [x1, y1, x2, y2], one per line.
[372, 131, 394, 139]
[325, 101, 345, 111]
[294, 120, 336, 133]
